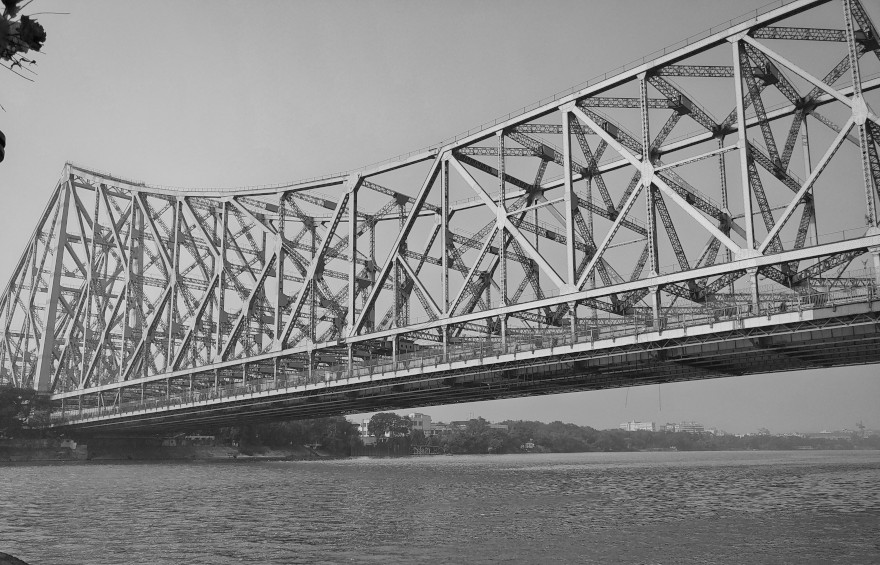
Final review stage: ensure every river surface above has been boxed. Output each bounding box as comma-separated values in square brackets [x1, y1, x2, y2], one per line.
[1, 451, 879, 564]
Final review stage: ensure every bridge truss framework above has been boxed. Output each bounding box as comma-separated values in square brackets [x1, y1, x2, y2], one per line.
[2, 0, 880, 430]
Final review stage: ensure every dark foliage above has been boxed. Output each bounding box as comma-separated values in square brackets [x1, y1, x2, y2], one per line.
[220, 416, 363, 455]
[412, 418, 880, 455]
[0, 386, 50, 437]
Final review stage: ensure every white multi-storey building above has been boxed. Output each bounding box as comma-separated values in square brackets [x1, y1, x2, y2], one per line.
[619, 421, 656, 432]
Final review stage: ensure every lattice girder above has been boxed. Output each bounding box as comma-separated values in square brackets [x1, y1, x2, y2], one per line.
[1, 0, 879, 407]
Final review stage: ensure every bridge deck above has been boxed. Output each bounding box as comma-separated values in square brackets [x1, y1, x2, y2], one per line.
[48, 283, 880, 432]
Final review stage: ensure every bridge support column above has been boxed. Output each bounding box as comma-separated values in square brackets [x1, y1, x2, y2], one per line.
[649, 286, 661, 332]
[347, 344, 353, 378]
[501, 315, 508, 351]
[442, 325, 448, 362]
[569, 302, 577, 344]
[870, 245, 880, 286]
[392, 336, 398, 368]
[747, 267, 760, 314]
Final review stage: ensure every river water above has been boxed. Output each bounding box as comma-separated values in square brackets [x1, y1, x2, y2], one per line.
[1, 451, 879, 564]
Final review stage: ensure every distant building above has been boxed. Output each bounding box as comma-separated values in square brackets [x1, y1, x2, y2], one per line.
[430, 422, 452, 436]
[619, 421, 655, 432]
[664, 421, 705, 433]
[408, 413, 432, 435]
[488, 423, 508, 432]
[805, 430, 854, 440]
[678, 421, 705, 434]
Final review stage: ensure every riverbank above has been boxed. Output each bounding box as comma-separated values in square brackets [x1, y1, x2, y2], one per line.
[0, 438, 336, 463]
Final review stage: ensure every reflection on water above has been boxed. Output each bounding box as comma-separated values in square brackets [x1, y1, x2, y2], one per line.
[1, 451, 879, 564]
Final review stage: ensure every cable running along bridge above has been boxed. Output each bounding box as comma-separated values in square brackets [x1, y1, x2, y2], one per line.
[3, 0, 880, 432]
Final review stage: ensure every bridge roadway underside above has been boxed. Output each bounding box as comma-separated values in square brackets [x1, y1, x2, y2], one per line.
[55, 302, 880, 435]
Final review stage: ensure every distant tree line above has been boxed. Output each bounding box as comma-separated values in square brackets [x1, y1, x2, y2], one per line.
[409, 418, 880, 455]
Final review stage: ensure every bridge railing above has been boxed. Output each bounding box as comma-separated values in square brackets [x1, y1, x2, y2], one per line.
[48, 280, 878, 425]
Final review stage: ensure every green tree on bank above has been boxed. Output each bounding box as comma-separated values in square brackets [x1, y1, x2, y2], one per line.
[0, 386, 50, 437]
[367, 412, 412, 441]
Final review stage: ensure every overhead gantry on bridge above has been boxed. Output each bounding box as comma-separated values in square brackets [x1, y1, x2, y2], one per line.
[2, 0, 880, 432]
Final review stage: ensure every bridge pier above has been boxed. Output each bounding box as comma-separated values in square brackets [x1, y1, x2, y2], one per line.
[869, 239, 880, 285]
[649, 287, 661, 332]
[747, 267, 760, 313]
[874, 251, 880, 286]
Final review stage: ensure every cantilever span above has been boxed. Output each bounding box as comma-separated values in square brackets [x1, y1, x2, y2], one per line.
[2, 0, 880, 432]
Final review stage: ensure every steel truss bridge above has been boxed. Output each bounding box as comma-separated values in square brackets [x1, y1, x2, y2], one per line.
[2, 0, 880, 433]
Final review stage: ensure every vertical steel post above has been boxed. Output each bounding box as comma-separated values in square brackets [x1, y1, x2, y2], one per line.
[843, 0, 877, 228]
[215, 201, 228, 360]
[80, 184, 101, 386]
[498, 131, 508, 348]
[442, 158, 450, 316]
[870, 245, 880, 285]
[748, 267, 760, 313]
[166, 199, 181, 367]
[347, 177, 359, 377]
[275, 193, 286, 349]
[732, 38, 757, 252]
[801, 116, 819, 245]
[309, 220, 317, 344]
[640, 74, 658, 276]
[585, 169, 597, 325]
[562, 106, 577, 285]
[348, 176, 359, 332]
[718, 138, 735, 296]
[34, 180, 71, 392]
[640, 74, 661, 328]
[120, 192, 137, 381]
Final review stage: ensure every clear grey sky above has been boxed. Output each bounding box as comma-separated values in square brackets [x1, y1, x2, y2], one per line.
[0, 1, 877, 434]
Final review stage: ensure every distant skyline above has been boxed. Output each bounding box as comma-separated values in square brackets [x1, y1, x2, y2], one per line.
[0, 1, 878, 434]
[349, 364, 877, 435]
